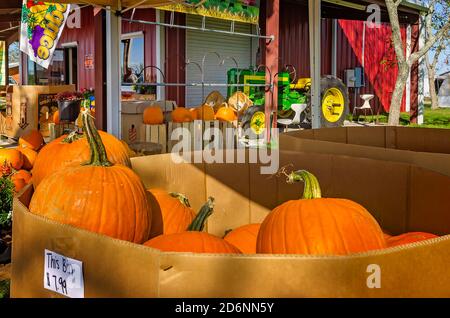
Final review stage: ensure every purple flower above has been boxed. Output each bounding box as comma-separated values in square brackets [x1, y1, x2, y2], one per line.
[29, 25, 44, 57]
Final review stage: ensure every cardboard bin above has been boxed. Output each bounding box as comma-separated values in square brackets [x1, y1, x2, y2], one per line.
[280, 127, 450, 176]
[11, 151, 450, 298]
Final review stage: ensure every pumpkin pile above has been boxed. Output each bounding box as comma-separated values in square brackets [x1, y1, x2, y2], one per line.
[30, 110, 151, 243]
[0, 129, 45, 193]
[221, 170, 440, 255]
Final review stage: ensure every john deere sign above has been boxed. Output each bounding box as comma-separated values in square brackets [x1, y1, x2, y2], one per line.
[159, 0, 260, 24]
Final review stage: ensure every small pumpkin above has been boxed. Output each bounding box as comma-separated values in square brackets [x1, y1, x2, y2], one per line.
[53, 110, 60, 124]
[32, 130, 131, 188]
[387, 232, 438, 247]
[256, 170, 386, 255]
[189, 108, 198, 120]
[171, 107, 194, 123]
[11, 176, 27, 193]
[18, 146, 37, 170]
[224, 223, 260, 254]
[215, 102, 237, 122]
[13, 170, 32, 184]
[29, 110, 151, 243]
[0, 149, 23, 170]
[18, 130, 45, 151]
[195, 104, 215, 121]
[144, 198, 241, 254]
[143, 106, 164, 125]
[147, 188, 196, 237]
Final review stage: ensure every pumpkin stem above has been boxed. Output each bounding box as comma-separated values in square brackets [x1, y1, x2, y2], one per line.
[81, 109, 112, 167]
[187, 197, 215, 231]
[169, 192, 191, 208]
[287, 170, 322, 199]
[62, 130, 83, 143]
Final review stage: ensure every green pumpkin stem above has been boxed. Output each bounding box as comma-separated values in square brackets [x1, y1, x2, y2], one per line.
[169, 192, 191, 208]
[62, 130, 83, 143]
[82, 109, 112, 167]
[187, 197, 215, 231]
[288, 170, 322, 199]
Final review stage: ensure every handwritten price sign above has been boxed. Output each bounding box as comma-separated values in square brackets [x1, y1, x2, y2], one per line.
[44, 249, 84, 298]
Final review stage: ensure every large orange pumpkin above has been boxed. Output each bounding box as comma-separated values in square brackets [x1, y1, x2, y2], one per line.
[224, 223, 260, 254]
[195, 104, 215, 121]
[257, 170, 386, 255]
[144, 198, 241, 254]
[171, 107, 194, 123]
[215, 103, 237, 122]
[18, 130, 44, 151]
[32, 130, 131, 187]
[29, 110, 151, 243]
[147, 188, 196, 237]
[18, 146, 37, 170]
[387, 232, 438, 247]
[0, 149, 23, 170]
[53, 111, 60, 124]
[143, 106, 164, 125]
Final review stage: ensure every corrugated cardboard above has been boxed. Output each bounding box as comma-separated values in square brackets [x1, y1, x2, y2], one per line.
[283, 126, 450, 154]
[280, 132, 450, 177]
[11, 150, 450, 297]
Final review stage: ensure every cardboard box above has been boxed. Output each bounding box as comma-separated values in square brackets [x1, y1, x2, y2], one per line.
[0, 85, 75, 138]
[280, 128, 450, 176]
[11, 150, 450, 298]
[283, 126, 450, 154]
[121, 100, 176, 143]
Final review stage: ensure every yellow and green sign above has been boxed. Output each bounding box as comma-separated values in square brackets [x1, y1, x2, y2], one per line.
[159, 0, 260, 25]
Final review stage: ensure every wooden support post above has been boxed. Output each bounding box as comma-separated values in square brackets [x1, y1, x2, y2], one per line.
[94, 8, 107, 131]
[265, 0, 279, 142]
[309, 0, 322, 129]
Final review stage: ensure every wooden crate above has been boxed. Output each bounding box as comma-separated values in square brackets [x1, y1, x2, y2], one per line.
[48, 123, 77, 141]
[140, 124, 167, 153]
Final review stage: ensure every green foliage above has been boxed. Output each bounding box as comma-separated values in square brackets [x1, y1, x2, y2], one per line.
[0, 176, 13, 230]
[0, 280, 10, 299]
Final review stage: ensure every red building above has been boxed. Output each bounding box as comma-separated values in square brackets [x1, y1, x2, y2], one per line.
[19, 1, 424, 126]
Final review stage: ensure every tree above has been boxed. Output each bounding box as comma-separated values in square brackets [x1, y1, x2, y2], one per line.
[425, 1, 450, 109]
[385, 0, 450, 125]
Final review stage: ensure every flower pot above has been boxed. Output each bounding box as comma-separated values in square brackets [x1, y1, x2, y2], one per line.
[58, 99, 81, 122]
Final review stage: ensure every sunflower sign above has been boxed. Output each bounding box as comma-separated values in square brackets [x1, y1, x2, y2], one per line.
[20, 1, 71, 69]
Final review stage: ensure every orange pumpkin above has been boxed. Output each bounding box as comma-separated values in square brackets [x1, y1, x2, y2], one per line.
[143, 106, 164, 125]
[171, 107, 194, 123]
[53, 110, 60, 124]
[0, 149, 23, 170]
[147, 188, 196, 237]
[195, 104, 215, 121]
[18, 130, 45, 151]
[13, 170, 32, 184]
[11, 176, 27, 193]
[387, 232, 438, 247]
[215, 103, 237, 122]
[29, 110, 151, 243]
[32, 130, 131, 188]
[18, 146, 37, 170]
[224, 223, 260, 254]
[257, 170, 386, 255]
[189, 108, 198, 120]
[144, 198, 241, 254]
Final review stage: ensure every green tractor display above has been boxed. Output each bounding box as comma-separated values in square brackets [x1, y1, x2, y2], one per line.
[226, 68, 349, 136]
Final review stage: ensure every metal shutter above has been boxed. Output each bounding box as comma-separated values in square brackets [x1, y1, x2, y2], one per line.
[185, 15, 252, 107]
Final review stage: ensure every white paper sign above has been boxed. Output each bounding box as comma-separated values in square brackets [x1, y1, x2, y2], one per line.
[44, 249, 84, 298]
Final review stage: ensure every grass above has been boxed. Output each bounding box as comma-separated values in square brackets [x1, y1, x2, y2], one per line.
[0, 280, 10, 298]
[347, 107, 450, 129]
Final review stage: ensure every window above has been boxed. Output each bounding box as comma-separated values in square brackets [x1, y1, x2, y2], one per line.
[27, 49, 66, 85]
[121, 32, 145, 92]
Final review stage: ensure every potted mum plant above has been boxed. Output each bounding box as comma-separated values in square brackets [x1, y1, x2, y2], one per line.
[0, 161, 13, 265]
[56, 91, 83, 122]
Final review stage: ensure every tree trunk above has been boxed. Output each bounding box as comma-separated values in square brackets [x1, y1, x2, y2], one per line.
[388, 63, 410, 126]
[428, 67, 439, 110]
